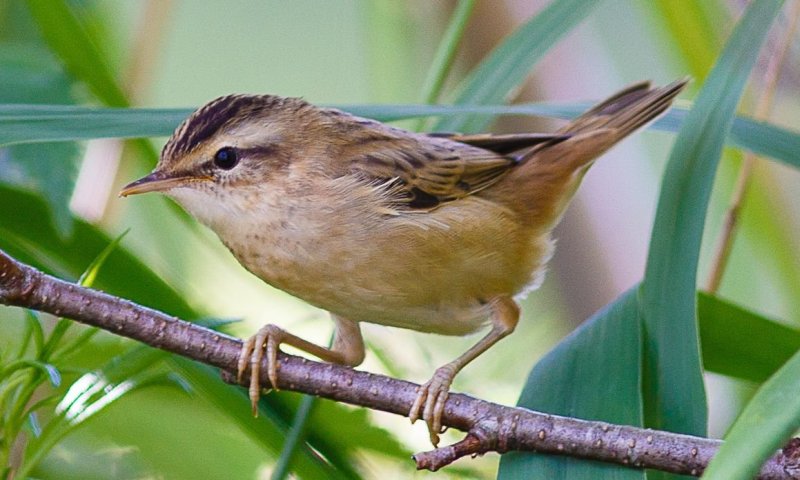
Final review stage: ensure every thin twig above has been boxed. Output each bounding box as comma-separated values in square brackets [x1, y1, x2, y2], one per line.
[705, 1, 800, 293]
[0, 249, 798, 477]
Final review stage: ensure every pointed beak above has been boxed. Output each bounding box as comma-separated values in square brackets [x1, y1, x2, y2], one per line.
[119, 171, 211, 197]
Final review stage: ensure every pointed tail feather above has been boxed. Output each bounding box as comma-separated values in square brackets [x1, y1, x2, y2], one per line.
[515, 79, 689, 171]
[561, 78, 689, 138]
[495, 79, 688, 228]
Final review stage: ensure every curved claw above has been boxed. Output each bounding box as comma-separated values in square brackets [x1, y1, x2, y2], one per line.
[237, 324, 286, 417]
[410, 364, 457, 447]
[409, 387, 426, 424]
[265, 331, 280, 389]
[237, 336, 255, 383]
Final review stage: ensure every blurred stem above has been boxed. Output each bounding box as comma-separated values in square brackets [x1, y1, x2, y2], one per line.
[69, 0, 172, 222]
[365, 339, 405, 379]
[25, 312, 44, 358]
[51, 327, 101, 361]
[413, 0, 476, 131]
[11, 313, 38, 363]
[649, 0, 726, 82]
[271, 395, 317, 480]
[41, 320, 70, 359]
[16, 405, 78, 480]
[271, 334, 333, 480]
[124, 0, 173, 103]
[705, 2, 800, 293]
[2, 369, 43, 477]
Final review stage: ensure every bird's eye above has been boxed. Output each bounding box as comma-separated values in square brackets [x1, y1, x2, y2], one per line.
[213, 147, 239, 170]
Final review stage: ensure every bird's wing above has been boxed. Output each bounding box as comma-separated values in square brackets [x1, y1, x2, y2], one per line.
[347, 134, 521, 210]
[427, 132, 568, 156]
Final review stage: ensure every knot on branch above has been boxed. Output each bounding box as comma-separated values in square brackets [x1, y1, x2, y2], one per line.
[413, 412, 521, 471]
[413, 433, 484, 471]
[0, 249, 38, 304]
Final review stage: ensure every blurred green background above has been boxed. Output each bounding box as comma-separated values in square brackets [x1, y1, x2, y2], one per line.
[1, 1, 799, 479]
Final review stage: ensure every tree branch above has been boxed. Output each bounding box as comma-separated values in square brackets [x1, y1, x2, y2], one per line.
[0, 248, 797, 477]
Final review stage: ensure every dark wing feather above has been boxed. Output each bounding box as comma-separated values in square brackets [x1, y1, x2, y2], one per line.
[349, 134, 517, 210]
[428, 132, 569, 155]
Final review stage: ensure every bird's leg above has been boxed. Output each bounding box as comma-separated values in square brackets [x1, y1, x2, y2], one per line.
[237, 315, 364, 415]
[410, 296, 520, 446]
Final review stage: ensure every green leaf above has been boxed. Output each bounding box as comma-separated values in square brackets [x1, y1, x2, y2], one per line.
[417, 0, 476, 107]
[499, 292, 800, 478]
[435, 0, 603, 133]
[305, 396, 407, 460]
[5, 142, 80, 236]
[0, 360, 59, 386]
[79, 229, 129, 287]
[24, 0, 167, 199]
[698, 293, 800, 383]
[644, 0, 800, 318]
[0, 104, 190, 146]
[0, 184, 194, 318]
[648, 0, 726, 83]
[25, 0, 128, 107]
[167, 358, 355, 480]
[702, 349, 800, 479]
[270, 334, 401, 479]
[639, 0, 784, 447]
[18, 348, 179, 478]
[53, 349, 171, 427]
[257, 382, 408, 474]
[272, 395, 318, 480]
[413, 0, 476, 132]
[0, 45, 81, 236]
[498, 288, 643, 480]
[3, 103, 800, 172]
[0, 47, 75, 105]
[170, 359, 405, 478]
[25, 310, 45, 358]
[27, 411, 41, 437]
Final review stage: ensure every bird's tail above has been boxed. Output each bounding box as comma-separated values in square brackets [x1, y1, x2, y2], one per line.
[559, 78, 688, 139]
[518, 78, 688, 171]
[492, 79, 688, 230]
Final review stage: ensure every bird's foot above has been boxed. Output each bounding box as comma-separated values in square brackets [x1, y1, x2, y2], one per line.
[236, 324, 286, 416]
[409, 363, 457, 447]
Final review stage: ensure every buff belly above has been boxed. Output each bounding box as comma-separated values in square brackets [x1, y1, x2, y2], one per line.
[216, 193, 549, 337]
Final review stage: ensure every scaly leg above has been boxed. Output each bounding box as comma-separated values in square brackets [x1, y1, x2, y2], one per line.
[237, 315, 365, 415]
[409, 296, 520, 446]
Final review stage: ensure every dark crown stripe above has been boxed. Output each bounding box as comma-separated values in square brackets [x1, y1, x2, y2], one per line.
[162, 94, 298, 161]
[164, 95, 250, 159]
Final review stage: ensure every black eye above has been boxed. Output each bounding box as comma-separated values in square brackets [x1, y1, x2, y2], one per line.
[214, 147, 239, 170]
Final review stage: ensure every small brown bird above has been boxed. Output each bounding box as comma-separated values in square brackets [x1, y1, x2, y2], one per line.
[121, 80, 686, 446]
